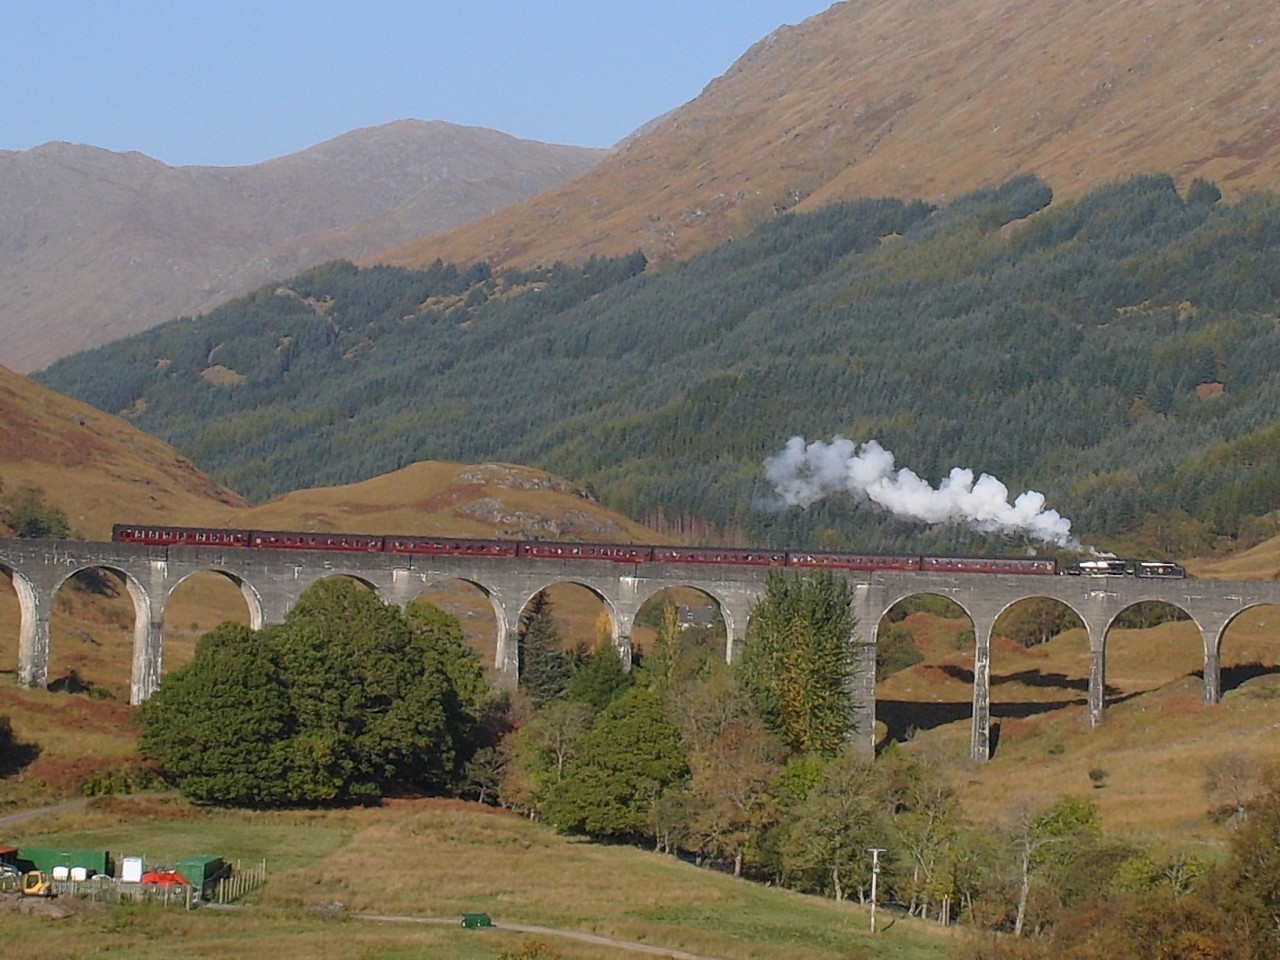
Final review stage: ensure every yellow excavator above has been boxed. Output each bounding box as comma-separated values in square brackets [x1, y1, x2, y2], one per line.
[21, 870, 55, 897]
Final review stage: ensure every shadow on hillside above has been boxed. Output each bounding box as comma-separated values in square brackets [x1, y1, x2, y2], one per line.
[0, 728, 40, 777]
[934, 663, 1120, 697]
[877, 696, 1099, 747]
[47, 669, 103, 697]
[1218, 662, 1280, 695]
[879, 685, 1157, 758]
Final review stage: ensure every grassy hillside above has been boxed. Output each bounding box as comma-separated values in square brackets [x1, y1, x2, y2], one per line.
[4, 798, 956, 960]
[377, 0, 1280, 273]
[878, 610, 1280, 840]
[0, 366, 245, 541]
[38, 175, 1280, 558]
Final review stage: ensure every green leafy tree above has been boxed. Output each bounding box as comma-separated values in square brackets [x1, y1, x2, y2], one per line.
[566, 639, 632, 711]
[671, 662, 786, 875]
[545, 688, 687, 840]
[639, 601, 683, 695]
[882, 752, 962, 921]
[741, 571, 857, 755]
[498, 699, 594, 816]
[1217, 780, 1280, 958]
[1010, 795, 1109, 938]
[777, 748, 889, 901]
[275, 579, 471, 800]
[4, 481, 70, 539]
[405, 598, 494, 760]
[140, 580, 486, 806]
[518, 590, 572, 707]
[138, 622, 297, 806]
[684, 711, 785, 876]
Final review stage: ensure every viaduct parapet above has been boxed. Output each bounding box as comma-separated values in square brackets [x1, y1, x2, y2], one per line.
[2, 537, 1274, 761]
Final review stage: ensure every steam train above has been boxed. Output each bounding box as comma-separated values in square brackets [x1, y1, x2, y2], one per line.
[110, 524, 1186, 579]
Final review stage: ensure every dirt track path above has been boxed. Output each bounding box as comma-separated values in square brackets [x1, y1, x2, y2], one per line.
[0, 795, 93, 828]
[358, 913, 731, 960]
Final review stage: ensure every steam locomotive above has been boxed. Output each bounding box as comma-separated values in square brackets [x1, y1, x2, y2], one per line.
[110, 524, 1185, 578]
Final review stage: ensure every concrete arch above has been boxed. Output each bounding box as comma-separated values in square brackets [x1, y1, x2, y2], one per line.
[1212, 602, 1274, 659]
[1211, 602, 1280, 700]
[512, 577, 623, 658]
[1099, 598, 1201, 642]
[630, 579, 742, 665]
[295, 570, 383, 598]
[408, 573, 509, 675]
[165, 567, 266, 630]
[44, 560, 156, 705]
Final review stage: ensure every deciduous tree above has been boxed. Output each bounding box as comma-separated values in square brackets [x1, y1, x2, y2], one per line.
[776, 748, 889, 901]
[140, 580, 486, 806]
[741, 571, 857, 755]
[544, 688, 686, 840]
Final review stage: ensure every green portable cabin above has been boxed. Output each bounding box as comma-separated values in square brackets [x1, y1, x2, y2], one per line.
[18, 848, 111, 878]
[176, 855, 229, 898]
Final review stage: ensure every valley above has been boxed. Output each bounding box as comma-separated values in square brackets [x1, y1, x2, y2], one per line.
[6, 1, 1280, 954]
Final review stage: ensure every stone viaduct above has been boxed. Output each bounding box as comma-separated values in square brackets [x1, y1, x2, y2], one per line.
[3, 537, 1277, 761]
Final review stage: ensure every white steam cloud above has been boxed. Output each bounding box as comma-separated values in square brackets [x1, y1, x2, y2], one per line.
[764, 436, 1079, 549]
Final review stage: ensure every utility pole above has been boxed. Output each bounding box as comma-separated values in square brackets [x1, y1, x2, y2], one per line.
[867, 847, 886, 933]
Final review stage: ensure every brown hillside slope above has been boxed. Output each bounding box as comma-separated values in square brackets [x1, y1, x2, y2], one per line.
[0, 367, 244, 539]
[0, 366, 665, 546]
[0, 121, 605, 373]
[205, 460, 671, 545]
[378, 0, 1279, 271]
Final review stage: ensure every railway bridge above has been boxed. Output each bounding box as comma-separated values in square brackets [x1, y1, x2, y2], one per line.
[3, 537, 1276, 761]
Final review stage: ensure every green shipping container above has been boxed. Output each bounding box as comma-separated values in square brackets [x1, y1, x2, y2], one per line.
[18, 848, 111, 877]
[176, 855, 228, 897]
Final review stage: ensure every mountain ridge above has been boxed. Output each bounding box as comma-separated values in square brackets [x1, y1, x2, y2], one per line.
[0, 120, 606, 372]
[375, 0, 1280, 272]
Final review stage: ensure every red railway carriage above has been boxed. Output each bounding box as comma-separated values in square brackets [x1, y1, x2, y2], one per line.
[788, 552, 922, 572]
[110, 521, 1141, 580]
[249, 530, 383, 552]
[652, 546, 785, 566]
[920, 556, 1057, 575]
[517, 542, 654, 562]
[112, 524, 252, 548]
[385, 536, 519, 558]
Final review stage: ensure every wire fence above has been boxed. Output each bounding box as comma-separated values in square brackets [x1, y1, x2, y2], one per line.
[2, 859, 267, 909]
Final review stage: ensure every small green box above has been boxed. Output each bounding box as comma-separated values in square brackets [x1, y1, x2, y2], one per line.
[461, 913, 492, 929]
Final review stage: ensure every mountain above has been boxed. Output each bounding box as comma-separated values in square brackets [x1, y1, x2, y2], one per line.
[37, 174, 1280, 559]
[377, 0, 1280, 272]
[0, 121, 606, 372]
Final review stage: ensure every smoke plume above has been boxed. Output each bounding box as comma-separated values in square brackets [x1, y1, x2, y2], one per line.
[764, 436, 1078, 549]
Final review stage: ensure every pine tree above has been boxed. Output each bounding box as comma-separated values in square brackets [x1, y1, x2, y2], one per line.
[740, 571, 857, 755]
[518, 590, 572, 707]
[566, 639, 632, 712]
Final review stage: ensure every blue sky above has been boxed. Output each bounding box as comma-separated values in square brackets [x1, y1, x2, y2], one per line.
[3, 1, 833, 167]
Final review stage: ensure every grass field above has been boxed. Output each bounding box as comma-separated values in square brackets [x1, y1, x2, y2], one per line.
[875, 607, 1280, 845]
[4, 797, 958, 960]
